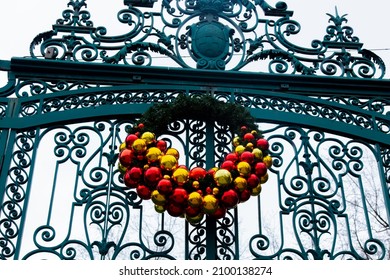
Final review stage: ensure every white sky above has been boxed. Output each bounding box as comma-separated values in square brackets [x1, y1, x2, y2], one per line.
[0, 0, 389, 79]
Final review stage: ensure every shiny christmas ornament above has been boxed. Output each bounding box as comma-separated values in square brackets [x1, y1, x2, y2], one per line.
[141, 131, 155, 145]
[185, 205, 201, 217]
[128, 166, 143, 181]
[202, 194, 218, 214]
[225, 152, 238, 163]
[213, 187, 219, 196]
[146, 147, 162, 163]
[125, 134, 139, 149]
[210, 205, 227, 220]
[157, 178, 173, 195]
[160, 154, 178, 171]
[186, 213, 204, 225]
[132, 138, 147, 154]
[154, 204, 166, 213]
[234, 176, 248, 192]
[220, 160, 235, 172]
[167, 203, 185, 217]
[172, 168, 189, 186]
[165, 148, 180, 159]
[252, 148, 263, 160]
[263, 155, 273, 168]
[243, 132, 255, 142]
[192, 180, 200, 189]
[240, 189, 251, 202]
[189, 167, 207, 181]
[144, 166, 162, 186]
[240, 151, 254, 164]
[237, 161, 251, 177]
[245, 142, 254, 151]
[117, 162, 127, 175]
[254, 162, 268, 177]
[251, 184, 262, 196]
[123, 171, 138, 188]
[188, 191, 203, 208]
[118, 149, 134, 167]
[151, 190, 167, 206]
[256, 138, 269, 151]
[221, 189, 239, 208]
[119, 142, 127, 152]
[235, 145, 245, 155]
[156, 140, 168, 153]
[214, 169, 232, 187]
[260, 173, 269, 184]
[136, 184, 151, 200]
[232, 136, 241, 147]
[169, 188, 188, 206]
[247, 173, 260, 189]
[207, 167, 218, 177]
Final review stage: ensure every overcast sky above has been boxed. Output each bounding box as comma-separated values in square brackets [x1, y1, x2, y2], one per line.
[0, 0, 389, 79]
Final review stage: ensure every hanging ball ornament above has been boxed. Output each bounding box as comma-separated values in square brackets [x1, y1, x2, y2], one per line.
[141, 131, 155, 145]
[146, 147, 162, 163]
[202, 194, 219, 214]
[132, 139, 147, 154]
[160, 154, 178, 171]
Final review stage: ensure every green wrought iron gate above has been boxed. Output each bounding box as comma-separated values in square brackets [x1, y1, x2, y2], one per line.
[1, 0, 390, 260]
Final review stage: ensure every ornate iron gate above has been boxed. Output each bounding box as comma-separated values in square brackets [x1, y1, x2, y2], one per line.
[1, 0, 390, 260]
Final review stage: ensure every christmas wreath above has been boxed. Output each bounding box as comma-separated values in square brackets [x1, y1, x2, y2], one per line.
[117, 95, 272, 224]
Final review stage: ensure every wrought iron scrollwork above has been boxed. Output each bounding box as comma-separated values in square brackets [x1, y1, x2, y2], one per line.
[28, 0, 385, 78]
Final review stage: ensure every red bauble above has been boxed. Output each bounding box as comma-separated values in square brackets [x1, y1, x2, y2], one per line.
[243, 132, 255, 142]
[185, 205, 201, 217]
[144, 167, 162, 187]
[239, 189, 251, 203]
[220, 160, 235, 172]
[240, 151, 255, 164]
[169, 188, 188, 206]
[221, 189, 239, 209]
[210, 206, 227, 220]
[123, 172, 138, 188]
[118, 149, 134, 167]
[189, 167, 207, 181]
[157, 178, 173, 195]
[156, 140, 167, 153]
[254, 162, 267, 177]
[225, 153, 239, 163]
[136, 184, 152, 200]
[125, 134, 139, 149]
[166, 203, 185, 217]
[247, 174, 260, 189]
[256, 138, 269, 151]
[128, 167, 143, 181]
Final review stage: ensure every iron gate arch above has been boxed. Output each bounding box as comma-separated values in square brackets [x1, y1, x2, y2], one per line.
[1, 0, 390, 260]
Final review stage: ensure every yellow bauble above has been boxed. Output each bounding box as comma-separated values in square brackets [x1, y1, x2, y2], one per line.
[192, 181, 200, 189]
[246, 142, 254, 151]
[252, 148, 263, 160]
[154, 204, 166, 213]
[234, 176, 247, 192]
[237, 161, 251, 177]
[235, 145, 245, 155]
[160, 154, 178, 171]
[165, 148, 180, 159]
[232, 136, 241, 147]
[263, 155, 273, 168]
[202, 194, 218, 214]
[260, 173, 269, 184]
[119, 142, 127, 152]
[132, 139, 147, 153]
[173, 167, 189, 185]
[151, 190, 167, 206]
[214, 169, 232, 187]
[213, 187, 219, 195]
[251, 184, 262, 196]
[188, 191, 203, 208]
[141, 131, 155, 145]
[146, 147, 162, 163]
[186, 213, 204, 225]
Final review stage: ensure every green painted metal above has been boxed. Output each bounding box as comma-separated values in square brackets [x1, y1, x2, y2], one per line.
[0, 0, 390, 260]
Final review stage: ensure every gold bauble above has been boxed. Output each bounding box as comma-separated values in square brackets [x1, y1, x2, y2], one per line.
[232, 136, 241, 147]
[260, 173, 269, 184]
[251, 184, 262, 196]
[132, 139, 147, 153]
[235, 145, 245, 156]
[237, 161, 251, 177]
[186, 213, 204, 225]
[119, 142, 127, 152]
[202, 194, 218, 214]
[151, 190, 167, 206]
[192, 181, 200, 189]
[160, 154, 178, 171]
[172, 167, 189, 185]
[146, 147, 162, 163]
[234, 176, 247, 192]
[263, 155, 273, 168]
[188, 191, 203, 208]
[214, 169, 232, 187]
[213, 187, 219, 195]
[117, 162, 127, 175]
[141, 131, 155, 145]
[154, 204, 166, 213]
[165, 148, 180, 159]
[252, 148, 263, 160]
